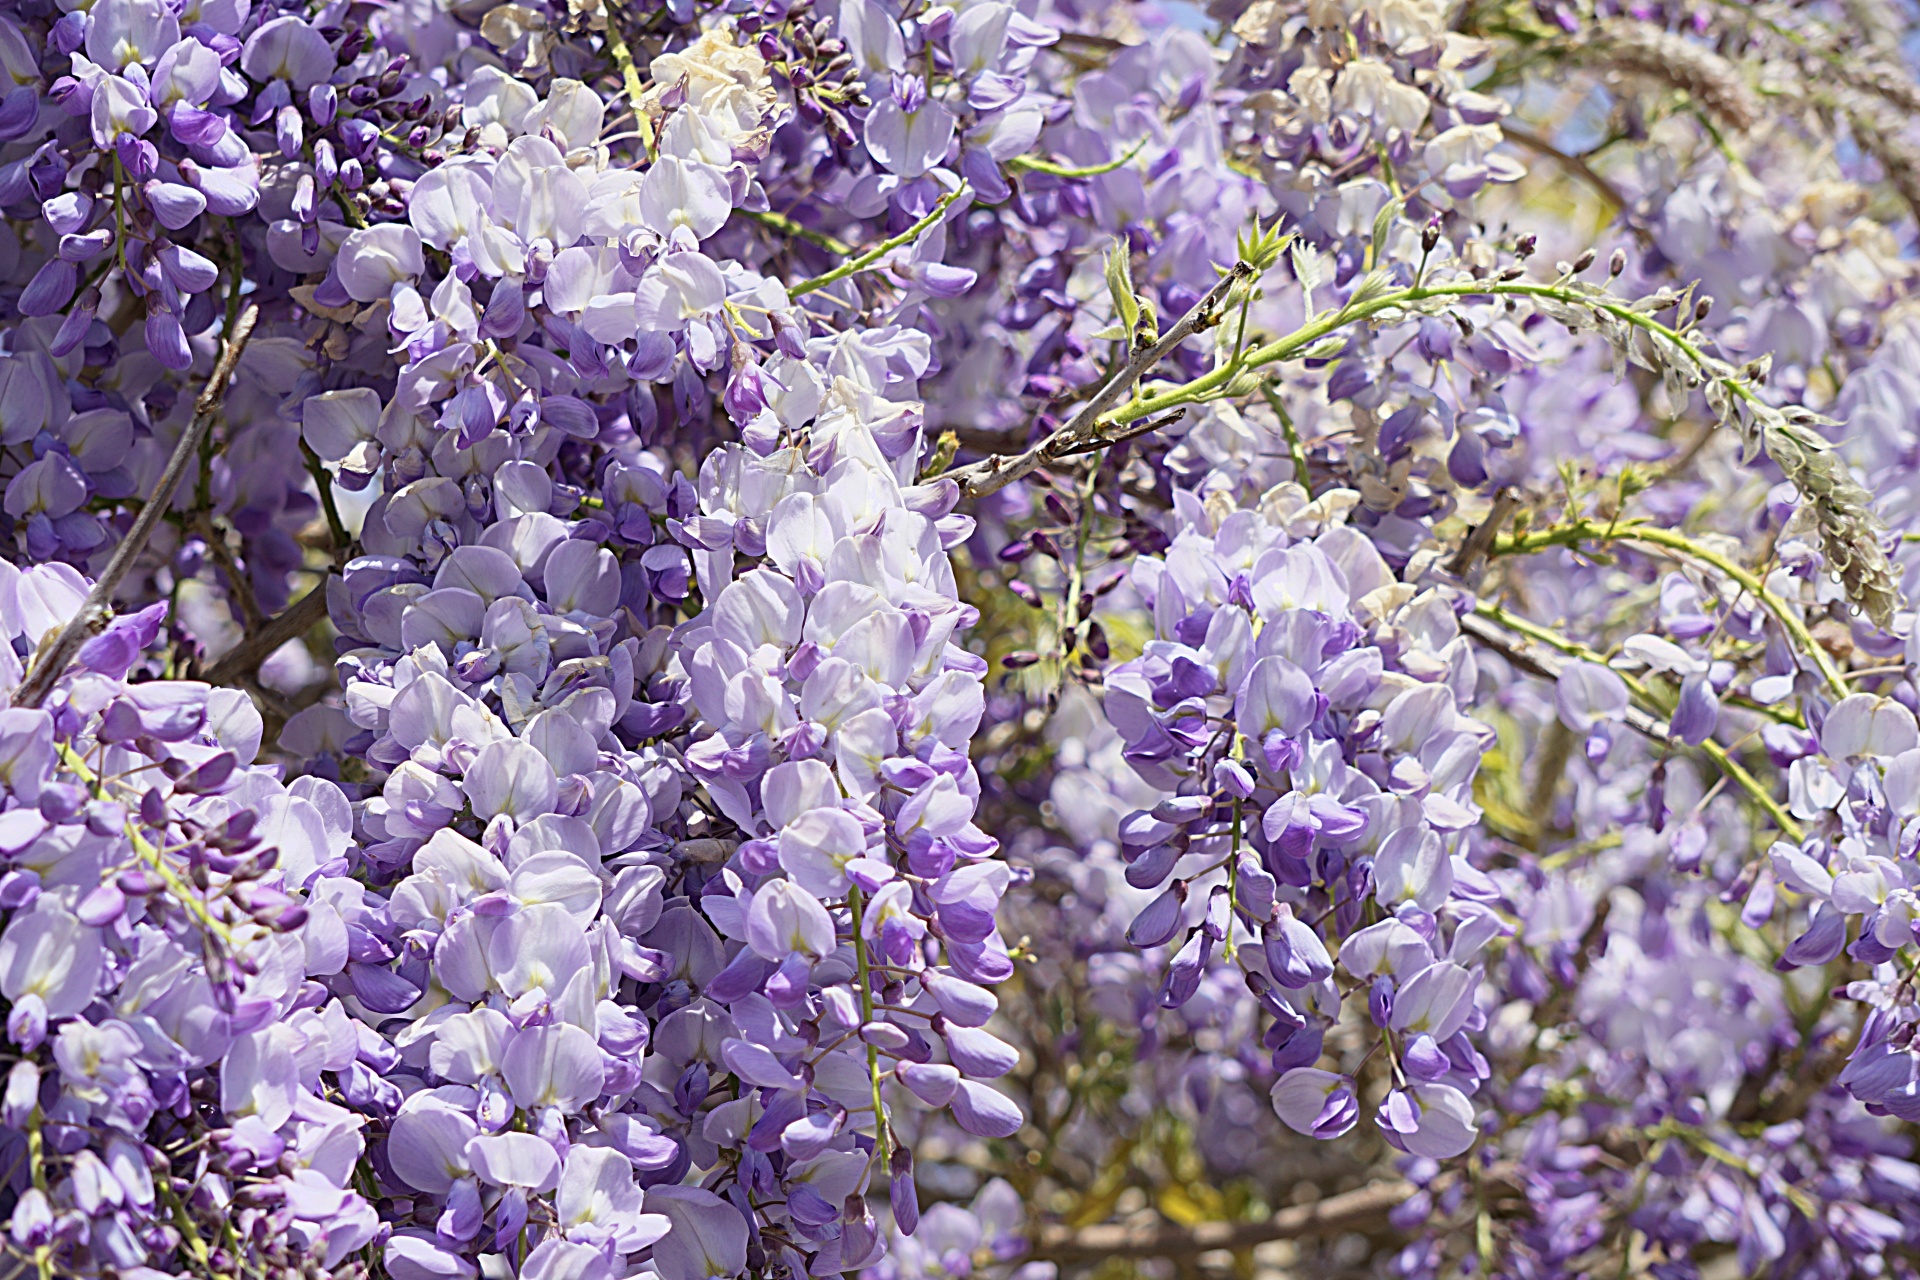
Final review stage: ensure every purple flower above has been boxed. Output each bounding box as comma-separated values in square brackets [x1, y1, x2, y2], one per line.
[1271, 1069, 1359, 1140]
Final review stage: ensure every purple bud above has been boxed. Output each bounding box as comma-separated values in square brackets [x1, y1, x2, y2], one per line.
[1158, 930, 1209, 1008]
[841, 1195, 879, 1267]
[860, 1020, 910, 1050]
[896, 1062, 960, 1107]
[889, 1145, 919, 1237]
[1670, 672, 1719, 745]
[1126, 884, 1185, 948]
[1403, 1034, 1450, 1081]
[115, 136, 159, 181]
[1368, 976, 1394, 1027]
[674, 1062, 710, 1116]
[291, 172, 317, 224]
[1123, 841, 1182, 890]
[482, 281, 525, 339]
[8, 1189, 51, 1249]
[1781, 904, 1847, 968]
[50, 292, 99, 358]
[52, 13, 86, 55]
[8, 994, 47, 1052]
[165, 750, 236, 794]
[787, 1183, 838, 1227]
[1271, 1024, 1324, 1072]
[939, 1021, 1019, 1078]
[0, 872, 41, 912]
[724, 361, 769, 425]
[949, 1080, 1023, 1138]
[346, 961, 420, 1013]
[19, 258, 78, 317]
[75, 883, 127, 927]
[1264, 905, 1334, 988]
[1214, 759, 1256, 799]
[2, 1061, 39, 1128]
[922, 970, 996, 1027]
[36, 783, 85, 825]
[116, 868, 159, 896]
[309, 84, 338, 127]
[144, 308, 193, 372]
[144, 181, 208, 231]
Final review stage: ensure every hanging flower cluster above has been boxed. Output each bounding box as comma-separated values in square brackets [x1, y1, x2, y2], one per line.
[4, 0, 1920, 1275]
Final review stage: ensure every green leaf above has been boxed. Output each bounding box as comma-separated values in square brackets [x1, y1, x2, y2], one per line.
[1290, 240, 1323, 313]
[1346, 267, 1394, 305]
[1104, 240, 1140, 340]
[1235, 220, 1291, 273]
[1369, 197, 1404, 264]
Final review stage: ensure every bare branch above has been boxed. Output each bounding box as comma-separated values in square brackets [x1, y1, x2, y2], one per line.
[13, 304, 261, 710]
[1499, 123, 1637, 225]
[1458, 611, 1669, 740]
[1460, 606, 1803, 836]
[199, 582, 332, 687]
[944, 262, 1254, 500]
[1447, 487, 1520, 579]
[1026, 1180, 1410, 1262]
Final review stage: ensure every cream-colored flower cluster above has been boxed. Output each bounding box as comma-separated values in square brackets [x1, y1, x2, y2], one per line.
[643, 26, 779, 160]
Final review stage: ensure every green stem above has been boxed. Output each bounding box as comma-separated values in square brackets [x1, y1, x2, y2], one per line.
[790, 186, 970, 298]
[604, 13, 648, 111]
[1474, 602, 1806, 841]
[1259, 381, 1313, 494]
[159, 1178, 214, 1274]
[847, 888, 890, 1166]
[1005, 138, 1148, 178]
[27, 1108, 45, 1194]
[302, 441, 350, 553]
[1697, 740, 1800, 842]
[1110, 277, 1732, 425]
[738, 208, 854, 256]
[1649, 1118, 1819, 1219]
[28, 1110, 51, 1280]
[59, 743, 237, 944]
[1489, 518, 1848, 697]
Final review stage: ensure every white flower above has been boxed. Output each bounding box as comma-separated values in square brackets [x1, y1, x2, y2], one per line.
[643, 26, 775, 155]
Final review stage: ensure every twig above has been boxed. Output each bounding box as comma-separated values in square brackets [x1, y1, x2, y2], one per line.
[1448, 487, 1520, 578]
[1260, 381, 1314, 495]
[199, 582, 332, 687]
[739, 208, 854, 256]
[1026, 1180, 1410, 1261]
[1052, 408, 1187, 456]
[302, 441, 350, 554]
[1460, 607, 1805, 840]
[195, 514, 264, 632]
[603, 8, 648, 110]
[13, 304, 260, 710]
[946, 262, 1254, 499]
[1500, 123, 1637, 223]
[790, 186, 970, 298]
[1490, 518, 1850, 697]
[1007, 138, 1148, 178]
[1051, 31, 1127, 52]
[1460, 611, 1662, 741]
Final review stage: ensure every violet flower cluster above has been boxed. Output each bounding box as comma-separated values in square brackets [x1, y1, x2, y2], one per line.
[3, 0, 1920, 1276]
[1101, 496, 1501, 1161]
